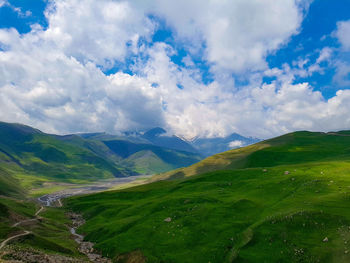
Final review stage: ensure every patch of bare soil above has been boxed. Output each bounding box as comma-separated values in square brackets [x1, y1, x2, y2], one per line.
[114, 250, 146, 263]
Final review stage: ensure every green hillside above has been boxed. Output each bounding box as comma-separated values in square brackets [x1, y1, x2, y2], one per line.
[103, 139, 201, 174]
[0, 167, 25, 198]
[123, 150, 174, 174]
[156, 131, 350, 180]
[0, 122, 202, 196]
[66, 131, 350, 262]
[0, 197, 86, 261]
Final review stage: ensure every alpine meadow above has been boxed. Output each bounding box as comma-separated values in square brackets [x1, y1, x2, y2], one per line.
[1, 0, 350, 263]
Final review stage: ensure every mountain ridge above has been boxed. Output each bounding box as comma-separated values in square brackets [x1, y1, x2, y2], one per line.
[0, 121, 202, 196]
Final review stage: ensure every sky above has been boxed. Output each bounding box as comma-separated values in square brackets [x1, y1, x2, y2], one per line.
[1, 0, 350, 139]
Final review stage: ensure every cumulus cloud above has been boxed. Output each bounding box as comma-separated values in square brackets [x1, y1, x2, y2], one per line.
[2, 0, 350, 140]
[0, 25, 163, 134]
[145, 0, 304, 73]
[334, 20, 350, 51]
[44, 0, 154, 68]
[229, 140, 244, 148]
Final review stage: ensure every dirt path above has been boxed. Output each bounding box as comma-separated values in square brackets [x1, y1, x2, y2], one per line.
[1, 177, 147, 258]
[11, 206, 44, 228]
[1, 206, 44, 251]
[12, 218, 38, 228]
[0, 231, 31, 250]
[35, 206, 44, 216]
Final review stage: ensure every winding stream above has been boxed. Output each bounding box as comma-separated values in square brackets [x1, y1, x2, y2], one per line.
[37, 175, 149, 262]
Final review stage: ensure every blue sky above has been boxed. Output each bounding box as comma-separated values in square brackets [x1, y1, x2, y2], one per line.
[0, 0, 350, 138]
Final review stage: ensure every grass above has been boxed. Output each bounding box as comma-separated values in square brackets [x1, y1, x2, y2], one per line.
[65, 131, 350, 262]
[124, 150, 175, 174]
[0, 196, 84, 259]
[156, 131, 350, 180]
[67, 161, 350, 262]
[0, 121, 202, 196]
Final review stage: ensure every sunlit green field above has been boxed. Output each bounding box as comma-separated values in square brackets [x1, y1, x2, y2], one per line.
[66, 131, 350, 262]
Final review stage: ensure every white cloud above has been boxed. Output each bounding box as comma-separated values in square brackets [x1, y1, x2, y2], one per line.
[333, 61, 350, 87]
[0, 0, 7, 8]
[334, 20, 350, 51]
[229, 140, 244, 148]
[3, 0, 350, 141]
[145, 0, 305, 73]
[0, 26, 164, 134]
[0, 0, 31, 17]
[43, 0, 154, 68]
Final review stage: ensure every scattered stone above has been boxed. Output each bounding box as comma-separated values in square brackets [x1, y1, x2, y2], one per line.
[345, 250, 349, 254]
[164, 217, 172, 222]
[0, 245, 87, 263]
[263, 169, 267, 172]
[68, 212, 111, 263]
[291, 178, 295, 181]
[323, 237, 329, 242]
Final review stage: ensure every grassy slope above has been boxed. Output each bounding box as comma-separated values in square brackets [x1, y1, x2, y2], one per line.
[0, 167, 25, 198]
[156, 131, 350, 180]
[103, 139, 202, 172]
[0, 122, 136, 196]
[0, 122, 202, 196]
[67, 131, 350, 262]
[0, 197, 82, 258]
[123, 150, 174, 174]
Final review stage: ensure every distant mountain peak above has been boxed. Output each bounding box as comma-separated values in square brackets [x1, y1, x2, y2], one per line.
[143, 127, 167, 138]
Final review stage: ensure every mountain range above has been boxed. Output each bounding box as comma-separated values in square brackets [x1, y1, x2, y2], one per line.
[79, 127, 260, 157]
[0, 122, 202, 196]
[2, 125, 350, 262]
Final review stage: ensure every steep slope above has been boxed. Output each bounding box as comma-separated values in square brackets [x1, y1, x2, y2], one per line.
[0, 122, 134, 194]
[0, 197, 85, 261]
[0, 167, 25, 198]
[67, 130, 350, 262]
[156, 131, 350, 180]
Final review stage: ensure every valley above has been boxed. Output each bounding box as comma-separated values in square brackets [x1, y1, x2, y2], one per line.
[1, 1, 348, 262]
[2, 124, 350, 262]
[0, 175, 148, 262]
